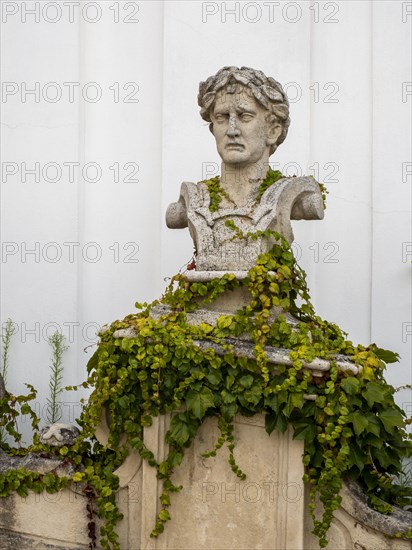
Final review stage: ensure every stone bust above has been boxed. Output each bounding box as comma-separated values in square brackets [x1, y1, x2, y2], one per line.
[166, 66, 324, 274]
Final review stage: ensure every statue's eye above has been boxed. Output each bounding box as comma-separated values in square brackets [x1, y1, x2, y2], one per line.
[240, 113, 254, 121]
[214, 114, 227, 122]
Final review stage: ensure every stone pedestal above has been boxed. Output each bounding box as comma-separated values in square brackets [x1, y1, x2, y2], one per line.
[1, 423, 411, 550]
[0, 488, 91, 549]
[114, 413, 305, 550]
[110, 413, 412, 550]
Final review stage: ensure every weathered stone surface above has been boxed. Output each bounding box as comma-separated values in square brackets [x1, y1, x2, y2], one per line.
[0, 448, 80, 477]
[112, 318, 360, 379]
[0, 451, 90, 549]
[167, 176, 323, 272]
[139, 414, 305, 550]
[304, 480, 412, 549]
[149, 296, 300, 329]
[0, 489, 91, 549]
[114, 415, 411, 550]
[167, 66, 324, 276]
[0, 530, 86, 550]
[40, 423, 81, 447]
[192, 338, 360, 375]
[341, 480, 412, 538]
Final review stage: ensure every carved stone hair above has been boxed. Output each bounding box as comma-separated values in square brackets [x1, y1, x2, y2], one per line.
[198, 66, 290, 155]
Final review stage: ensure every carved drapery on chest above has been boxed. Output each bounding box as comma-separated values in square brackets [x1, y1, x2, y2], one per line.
[166, 176, 324, 272]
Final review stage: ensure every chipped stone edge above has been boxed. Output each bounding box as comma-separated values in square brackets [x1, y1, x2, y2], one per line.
[183, 270, 249, 281]
[192, 337, 360, 375]
[342, 480, 412, 539]
[109, 325, 360, 386]
[0, 448, 82, 478]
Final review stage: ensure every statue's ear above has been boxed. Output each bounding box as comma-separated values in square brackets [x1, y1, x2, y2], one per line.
[266, 122, 282, 146]
[209, 122, 214, 135]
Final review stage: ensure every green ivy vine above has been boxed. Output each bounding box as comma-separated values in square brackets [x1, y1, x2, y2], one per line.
[201, 175, 230, 211]
[200, 168, 328, 211]
[256, 168, 284, 199]
[70, 222, 410, 549]
[0, 176, 410, 550]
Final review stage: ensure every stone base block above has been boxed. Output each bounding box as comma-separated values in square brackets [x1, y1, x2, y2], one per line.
[132, 414, 305, 549]
[0, 488, 91, 549]
[1, 413, 411, 550]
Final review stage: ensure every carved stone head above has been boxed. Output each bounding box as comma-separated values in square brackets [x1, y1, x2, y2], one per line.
[198, 66, 290, 157]
[40, 423, 80, 447]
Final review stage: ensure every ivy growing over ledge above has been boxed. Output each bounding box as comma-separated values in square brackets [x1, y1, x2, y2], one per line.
[1, 223, 411, 550]
[201, 167, 328, 211]
[71, 226, 411, 549]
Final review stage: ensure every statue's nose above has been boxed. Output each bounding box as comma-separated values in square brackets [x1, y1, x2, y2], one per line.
[226, 116, 240, 137]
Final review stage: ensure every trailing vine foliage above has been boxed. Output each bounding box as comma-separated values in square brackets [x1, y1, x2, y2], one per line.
[202, 175, 230, 211]
[256, 168, 284, 199]
[0, 385, 39, 449]
[0, 173, 410, 549]
[73, 220, 411, 548]
[201, 167, 329, 211]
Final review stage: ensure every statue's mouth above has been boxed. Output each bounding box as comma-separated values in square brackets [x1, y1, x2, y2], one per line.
[226, 142, 244, 150]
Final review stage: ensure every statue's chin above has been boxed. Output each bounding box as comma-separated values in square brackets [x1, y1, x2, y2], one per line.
[218, 149, 269, 171]
[220, 154, 255, 168]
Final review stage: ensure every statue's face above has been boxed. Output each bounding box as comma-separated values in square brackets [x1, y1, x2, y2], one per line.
[210, 86, 280, 167]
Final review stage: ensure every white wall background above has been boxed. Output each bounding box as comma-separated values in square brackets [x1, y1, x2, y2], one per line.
[1, 0, 411, 439]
